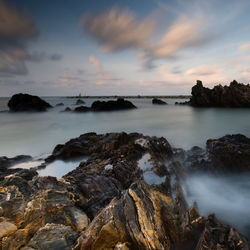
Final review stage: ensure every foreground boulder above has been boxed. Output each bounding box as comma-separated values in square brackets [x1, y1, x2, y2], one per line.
[190, 80, 250, 107]
[91, 98, 136, 111]
[175, 133, 250, 174]
[8, 93, 52, 111]
[152, 98, 167, 105]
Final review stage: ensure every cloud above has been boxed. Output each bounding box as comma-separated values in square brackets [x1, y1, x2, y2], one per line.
[89, 55, 121, 85]
[238, 42, 250, 54]
[0, 1, 38, 49]
[0, 2, 62, 77]
[156, 64, 228, 86]
[82, 7, 156, 52]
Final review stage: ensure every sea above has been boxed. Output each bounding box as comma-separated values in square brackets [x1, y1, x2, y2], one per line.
[1, 96, 250, 236]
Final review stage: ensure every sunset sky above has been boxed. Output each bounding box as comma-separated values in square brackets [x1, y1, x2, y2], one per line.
[1, 0, 250, 96]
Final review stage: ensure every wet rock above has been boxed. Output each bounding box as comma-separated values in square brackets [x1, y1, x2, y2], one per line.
[207, 134, 250, 172]
[8, 93, 52, 112]
[190, 80, 250, 107]
[0, 155, 32, 169]
[56, 102, 64, 107]
[0, 219, 17, 238]
[74, 106, 91, 112]
[91, 98, 136, 111]
[152, 98, 167, 105]
[26, 223, 79, 250]
[75, 99, 85, 105]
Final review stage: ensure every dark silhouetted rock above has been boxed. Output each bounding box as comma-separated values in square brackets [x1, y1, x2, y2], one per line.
[190, 80, 250, 107]
[152, 98, 167, 105]
[55, 103, 64, 107]
[91, 98, 136, 111]
[64, 107, 71, 112]
[74, 106, 91, 112]
[75, 99, 85, 105]
[0, 155, 32, 169]
[8, 93, 52, 112]
[175, 100, 190, 105]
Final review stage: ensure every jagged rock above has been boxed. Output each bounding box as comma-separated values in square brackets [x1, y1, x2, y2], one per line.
[8, 93, 52, 112]
[152, 98, 167, 105]
[91, 98, 136, 111]
[74, 106, 91, 112]
[75, 99, 85, 105]
[207, 134, 250, 172]
[56, 103, 64, 107]
[26, 223, 79, 250]
[190, 80, 250, 107]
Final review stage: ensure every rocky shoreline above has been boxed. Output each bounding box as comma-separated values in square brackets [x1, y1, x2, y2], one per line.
[1, 132, 250, 249]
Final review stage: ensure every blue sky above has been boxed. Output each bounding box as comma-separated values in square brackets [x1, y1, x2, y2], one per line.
[1, 0, 250, 96]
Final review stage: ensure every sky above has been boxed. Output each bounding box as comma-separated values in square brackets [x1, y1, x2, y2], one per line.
[1, 0, 250, 96]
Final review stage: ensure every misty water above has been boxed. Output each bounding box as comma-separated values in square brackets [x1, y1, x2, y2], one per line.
[1, 96, 250, 237]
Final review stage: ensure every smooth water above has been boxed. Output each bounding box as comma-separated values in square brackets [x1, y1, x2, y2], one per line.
[1, 96, 250, 158]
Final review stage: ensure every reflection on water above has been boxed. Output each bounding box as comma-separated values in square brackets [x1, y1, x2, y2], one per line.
[10, 160, 44, 169]
[38, 158, 87, 178]
[183, 174, 250, 237]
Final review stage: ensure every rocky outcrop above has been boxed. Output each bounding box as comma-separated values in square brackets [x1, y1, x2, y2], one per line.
[1, 132, 249, 249]
[152, 98, 167, 105]
[8, 93, 52, 112]
[91, 98, 136, 111]
[175, 133, 250, 174]
[190, 80, 250, 107]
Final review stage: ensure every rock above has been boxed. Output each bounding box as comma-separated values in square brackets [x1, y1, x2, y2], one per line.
[190, 80, 250, 107]
[0, 155, 32, 169]
[175, 100, 190, 105]
[91, 98, 136, 111]
[56, 103, 64, 107]
[26, 224, 79, 250]
[64, 107, 72, 112]
[0, 219, 17, 238]
[75, 99, 85, 105]
[152, 98, 167, 105]
[74, 106, 91, 112]
[8, 93, 52, 112]
[206, 134, 250, 172]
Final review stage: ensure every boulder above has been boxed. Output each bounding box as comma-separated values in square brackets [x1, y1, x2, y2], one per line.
[190, 80, 250, 107]
[8, 93, 52, 112]
[91, 98, 136, 111]
[152, 98, 167, 105]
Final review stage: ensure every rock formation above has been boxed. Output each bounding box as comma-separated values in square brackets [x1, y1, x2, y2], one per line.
[75, 100, 85, 105]
[190, 80, 250, 107]
[152, 98, 167, 105]
[8, 93, 52, 112]
[0, 132, 249, 249]
[91, 98, 136, 111]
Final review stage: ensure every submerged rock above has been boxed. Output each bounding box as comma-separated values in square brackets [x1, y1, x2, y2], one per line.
[75, 99, 85, 105]
[74, 106, 91, 112]
[8, 93, 52, 112]
[152, 98, 167, 105]
[56, 103, 64, 107]
[190, 80, 250, 107]
[91, 98, 136, 111]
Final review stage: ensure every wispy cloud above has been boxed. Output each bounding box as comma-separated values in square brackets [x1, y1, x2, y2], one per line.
[238, 42, 250, 53]
[82, 7, 156, 52]
[89, 55, 121, 85]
